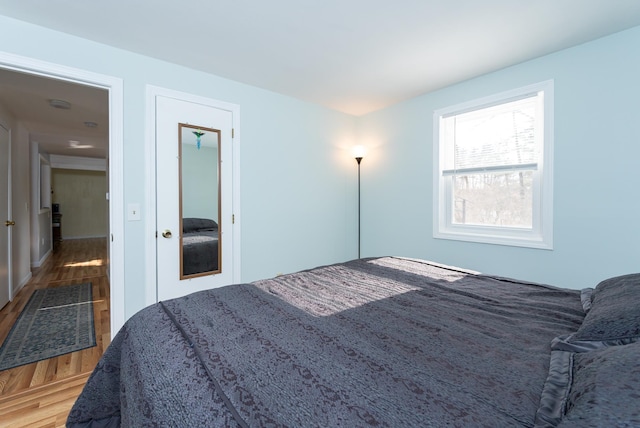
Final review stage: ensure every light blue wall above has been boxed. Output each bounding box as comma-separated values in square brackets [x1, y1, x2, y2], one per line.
[357, 26, 640, 290]
[0, 15, 358, 319]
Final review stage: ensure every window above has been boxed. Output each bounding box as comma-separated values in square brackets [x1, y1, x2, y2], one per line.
[433, 80, 553, 249]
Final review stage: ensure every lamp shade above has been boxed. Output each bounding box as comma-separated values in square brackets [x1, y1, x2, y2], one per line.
[352, 145, 366, 159]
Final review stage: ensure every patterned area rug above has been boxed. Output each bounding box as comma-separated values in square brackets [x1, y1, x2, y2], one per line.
[0, 283, 96, 371]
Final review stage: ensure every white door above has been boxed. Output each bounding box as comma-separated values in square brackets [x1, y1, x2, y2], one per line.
[156, 96, 235, 301]
[0, 124, 11, 309]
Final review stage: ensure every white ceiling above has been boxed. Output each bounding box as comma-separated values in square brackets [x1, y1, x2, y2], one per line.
[0, 68, 108, 158]
[1, 0, 640, 157]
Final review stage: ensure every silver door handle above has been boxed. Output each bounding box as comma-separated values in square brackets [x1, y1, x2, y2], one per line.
[162, 229, 172, 238]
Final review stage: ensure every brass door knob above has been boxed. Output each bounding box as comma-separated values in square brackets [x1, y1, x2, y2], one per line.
[161, 229, 172, 238]
[5, 220, 15, 226]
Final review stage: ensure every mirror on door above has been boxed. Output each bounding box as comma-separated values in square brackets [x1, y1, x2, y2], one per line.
[179, 123, 221, 279]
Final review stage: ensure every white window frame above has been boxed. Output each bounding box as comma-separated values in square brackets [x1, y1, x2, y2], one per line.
[433, 80, 554, 249]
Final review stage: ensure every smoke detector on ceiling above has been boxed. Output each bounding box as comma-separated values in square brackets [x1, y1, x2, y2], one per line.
[49, 99, 71, 109]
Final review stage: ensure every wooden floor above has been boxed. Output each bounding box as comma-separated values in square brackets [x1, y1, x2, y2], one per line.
[0, 238, 110, 428]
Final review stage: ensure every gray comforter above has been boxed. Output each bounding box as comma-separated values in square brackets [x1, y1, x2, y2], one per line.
[182, 230, 219, 275]
[67, 257, 585, 427]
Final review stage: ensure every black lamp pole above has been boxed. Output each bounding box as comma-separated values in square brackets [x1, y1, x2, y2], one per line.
[356, 156, 362, 259]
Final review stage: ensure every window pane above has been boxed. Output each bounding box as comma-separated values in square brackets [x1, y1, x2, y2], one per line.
[451, 171, 533, 228]
[449, 96, 537, 171]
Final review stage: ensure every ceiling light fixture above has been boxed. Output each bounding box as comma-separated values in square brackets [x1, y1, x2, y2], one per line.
[69, 140, 94, 149]
[49, 99, 71, 109]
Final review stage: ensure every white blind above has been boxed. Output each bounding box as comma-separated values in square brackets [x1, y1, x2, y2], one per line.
[442, 94, 538, 175]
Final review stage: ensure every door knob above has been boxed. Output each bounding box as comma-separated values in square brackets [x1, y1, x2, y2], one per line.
[161, 229, 172, 238]
[5, 220, 15, 226]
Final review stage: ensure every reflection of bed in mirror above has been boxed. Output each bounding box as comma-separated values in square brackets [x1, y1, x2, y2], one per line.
[182, 217, 219, 276]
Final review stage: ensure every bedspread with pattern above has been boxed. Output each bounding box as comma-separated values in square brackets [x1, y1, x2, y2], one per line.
[67, 257, 585, 427]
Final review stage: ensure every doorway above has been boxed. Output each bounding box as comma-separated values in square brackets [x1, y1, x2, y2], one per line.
[0, 52, 124, 336]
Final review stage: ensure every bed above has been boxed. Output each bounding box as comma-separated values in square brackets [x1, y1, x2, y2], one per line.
[182, 217, 219, 275]
[67, 256, 640, 427]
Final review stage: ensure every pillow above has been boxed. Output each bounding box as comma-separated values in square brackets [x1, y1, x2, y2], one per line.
[182, 218, 218, 233]
[535, 341, 640, 427]
[579, 288, 593, 313]
[571, 273, 640, 342]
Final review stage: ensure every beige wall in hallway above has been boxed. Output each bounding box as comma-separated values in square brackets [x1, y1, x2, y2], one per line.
[52, 169, 107, 239]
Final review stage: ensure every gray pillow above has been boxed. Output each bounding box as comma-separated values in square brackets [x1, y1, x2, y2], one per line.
[571, 273, 640, 341]
[182, 218, 218, 233]
[535, 342, 640, 427]
[579, 288, 593, 313]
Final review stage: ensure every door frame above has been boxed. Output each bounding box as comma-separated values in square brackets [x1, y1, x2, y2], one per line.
[0, 52, 126, 335]
[0, 123, 11, 308]
[144, 85, 241, 305]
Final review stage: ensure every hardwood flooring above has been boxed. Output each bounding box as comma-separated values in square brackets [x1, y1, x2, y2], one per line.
[0, 238, 110, 428]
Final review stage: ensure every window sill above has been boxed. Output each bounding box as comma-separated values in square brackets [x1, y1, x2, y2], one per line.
[434, 228, 553, 250]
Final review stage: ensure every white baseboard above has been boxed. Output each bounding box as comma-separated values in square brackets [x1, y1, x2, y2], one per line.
[31, 248, 52, 268]
[18, 271, 32, 288]
[12, 271, 32, 299]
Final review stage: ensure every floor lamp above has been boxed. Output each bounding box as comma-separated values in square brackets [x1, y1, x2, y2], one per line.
[353, 146, 366, 259]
